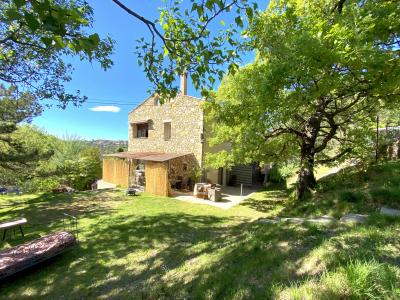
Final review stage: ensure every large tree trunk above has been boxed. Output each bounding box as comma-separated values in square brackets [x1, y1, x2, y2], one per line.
[297, 116, 320, 199]
[297, 151, 317, 199]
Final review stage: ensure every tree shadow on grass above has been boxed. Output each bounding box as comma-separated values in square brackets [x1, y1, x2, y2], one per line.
[0, 211, 344, 299]
[1, 193, 398, 299]
[0, 190, 124, 249]
[239, 189, 288, 214]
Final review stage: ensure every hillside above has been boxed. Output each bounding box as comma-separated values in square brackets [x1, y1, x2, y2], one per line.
[245, 160, 400, 219]
[84, 139, 128, 154]
[297, 160, 400, 217]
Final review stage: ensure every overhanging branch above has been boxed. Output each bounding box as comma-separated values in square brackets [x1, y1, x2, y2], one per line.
[316, 148, 351, 164]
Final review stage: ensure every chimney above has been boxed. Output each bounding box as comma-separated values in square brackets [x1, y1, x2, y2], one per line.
[180, 73, 188, 95]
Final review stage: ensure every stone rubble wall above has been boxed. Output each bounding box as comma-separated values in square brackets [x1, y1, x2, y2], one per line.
[168, 154, 199, 188]
[128, 94, 204, 166]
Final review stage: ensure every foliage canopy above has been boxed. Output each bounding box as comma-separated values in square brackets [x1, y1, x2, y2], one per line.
[205, 0, 400, 197]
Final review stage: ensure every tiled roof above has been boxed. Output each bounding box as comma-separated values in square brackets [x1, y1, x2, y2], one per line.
[103, 151, 191, 162]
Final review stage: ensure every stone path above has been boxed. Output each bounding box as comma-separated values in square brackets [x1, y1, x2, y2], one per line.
[258, 207, 400, 226]
[380, 207, 400, 217]
[258, 215, 337, 225]
[339, 213, 368, 224]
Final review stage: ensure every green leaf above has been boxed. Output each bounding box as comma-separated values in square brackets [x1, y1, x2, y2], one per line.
[13, 0, 25, 8]
[163, 46, 169, 57]
[40, 37, 53, 47]
[25, 13, 40, 31]
[6, 8, 21, 20]
[89, 33, 100, 47]
[246, 7, 253, 19]
[235, 16, 243, 27]
[53, 36, 65, 49]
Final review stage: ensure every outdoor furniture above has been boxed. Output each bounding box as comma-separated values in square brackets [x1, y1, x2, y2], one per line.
[194, 183, 212, 199]
[0, 187, 7, 195]
[126, 187, 137, 196]
[0, 231, 76, 280]
[208, 185, 222, 202]
[0, 218, 27, 241]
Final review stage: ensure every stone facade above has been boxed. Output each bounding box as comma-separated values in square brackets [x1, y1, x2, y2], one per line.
[127, 93, 237, 186]
[168, 154, 199, 189]
[128, 94, 204, 166]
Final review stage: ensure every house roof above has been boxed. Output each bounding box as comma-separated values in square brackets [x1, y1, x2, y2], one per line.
[103, 151, 191, 162]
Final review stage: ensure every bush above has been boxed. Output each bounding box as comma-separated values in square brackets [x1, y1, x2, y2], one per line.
[22, 177, 60, 193]
[369, 187, 400, 207]
[267, 164, 288, 186]
[338, 190, 366, 203]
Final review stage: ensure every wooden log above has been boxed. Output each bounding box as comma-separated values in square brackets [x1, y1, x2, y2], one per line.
[0, 231, 76, 280]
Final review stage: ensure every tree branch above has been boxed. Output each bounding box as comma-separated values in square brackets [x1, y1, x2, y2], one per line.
[331, 0, 347, 13]
[264, 126, 304, 139]
[315, 115, 338, 153]
[316, 148, 351, 164]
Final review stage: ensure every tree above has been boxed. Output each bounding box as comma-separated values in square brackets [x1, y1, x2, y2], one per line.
[0, 0, 113, 177]
[1, 0, 113, 174]
[59, 146, 102, 190]
[112, 0, 259, 99]
[0, 124, 55, 186]
[1, 0, 113, 107]
[0, 85, 52, 172]
[205, 0, 400, 198]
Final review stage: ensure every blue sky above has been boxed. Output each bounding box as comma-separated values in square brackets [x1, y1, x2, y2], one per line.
[32, 1, 263, 140]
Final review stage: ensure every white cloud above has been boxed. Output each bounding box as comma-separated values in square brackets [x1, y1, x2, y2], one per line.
[89, 106, 120, 113]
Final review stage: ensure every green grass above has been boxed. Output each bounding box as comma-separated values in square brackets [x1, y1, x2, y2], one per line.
[0, 161, 399, 299]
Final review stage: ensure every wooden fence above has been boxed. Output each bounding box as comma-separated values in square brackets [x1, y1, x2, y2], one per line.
[102, 158, 130, 187]
[145, 161, 170, 197]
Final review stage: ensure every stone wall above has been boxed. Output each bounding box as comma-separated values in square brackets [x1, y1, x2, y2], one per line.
[168, 154, 199, 188]
[128, 94, 204, 166]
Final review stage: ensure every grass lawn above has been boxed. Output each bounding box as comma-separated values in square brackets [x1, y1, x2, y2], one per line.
[0, 162, 399, 299]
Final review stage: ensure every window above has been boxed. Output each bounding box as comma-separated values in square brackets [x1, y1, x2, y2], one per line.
[154, 98, 160, 106]
[164, 122, 171, 141]
[136, 123, 148, 138]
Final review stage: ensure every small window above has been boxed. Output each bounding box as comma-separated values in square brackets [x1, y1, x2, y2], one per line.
[164, 122, 171, 141]
[183, 163, 188, 172]
[137, 123, 148, 138]
[154, 98, 160, 106]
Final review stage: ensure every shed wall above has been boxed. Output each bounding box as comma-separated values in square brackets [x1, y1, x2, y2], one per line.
[145, 161, 170, 197]
[102, 158, 130, 187]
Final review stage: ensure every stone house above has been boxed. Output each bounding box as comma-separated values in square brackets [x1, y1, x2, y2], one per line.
[102, 75, 262, 196]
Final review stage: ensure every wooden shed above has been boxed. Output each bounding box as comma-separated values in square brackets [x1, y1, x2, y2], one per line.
[102, 152, 193, 197]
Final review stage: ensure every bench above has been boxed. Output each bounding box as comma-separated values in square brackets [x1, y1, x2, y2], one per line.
[0, 218, 27, 240]
[0, 231, 76, 280]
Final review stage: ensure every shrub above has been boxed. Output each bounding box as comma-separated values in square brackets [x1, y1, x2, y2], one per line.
[22, 177, 60, 193]
[369, 187, 400, 207]
[338, 190, 366, 203]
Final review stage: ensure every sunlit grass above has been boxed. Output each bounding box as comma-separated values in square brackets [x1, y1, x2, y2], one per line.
[0, 161, 399, 299]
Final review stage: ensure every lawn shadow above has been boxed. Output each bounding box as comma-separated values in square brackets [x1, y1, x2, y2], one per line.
[1, 191, 399, 299]
[0, 211, 339, 299]
[0, 190, 124, 249]
[239, 188, 288, 214]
